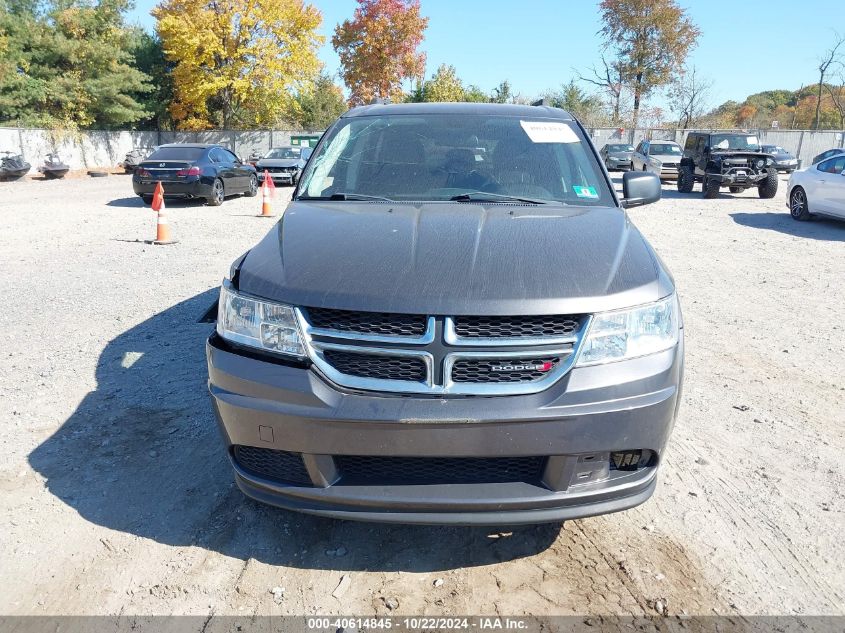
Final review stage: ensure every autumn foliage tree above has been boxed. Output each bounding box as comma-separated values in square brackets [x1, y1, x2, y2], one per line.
[153, 0, 323, 130]
[332, 0, 428, 105]
[599, 0, 700, 130]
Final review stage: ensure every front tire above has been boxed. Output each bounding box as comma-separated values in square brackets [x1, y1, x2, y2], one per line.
[758, 168, 778, 199]
[789, 187, 811, 221]
[703, 177, 720, 199]
[207, 178, 225, 206]
[677, 165, 694, 193]
[244, 173, 258, 197]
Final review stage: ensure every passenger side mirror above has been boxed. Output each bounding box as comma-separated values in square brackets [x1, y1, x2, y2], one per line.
[621, 171, 661, 208]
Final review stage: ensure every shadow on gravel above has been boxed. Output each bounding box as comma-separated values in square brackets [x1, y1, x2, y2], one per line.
[730, 212, 845, 241]
[29, 290, 559, 572]
[107, 196, 211, 209]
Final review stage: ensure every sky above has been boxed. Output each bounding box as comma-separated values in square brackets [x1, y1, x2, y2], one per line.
[127, 0, 843, 109]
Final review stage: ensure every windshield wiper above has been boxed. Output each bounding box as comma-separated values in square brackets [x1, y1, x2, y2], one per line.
[449, 191, 547, 205]
[298, 192, 395, 202]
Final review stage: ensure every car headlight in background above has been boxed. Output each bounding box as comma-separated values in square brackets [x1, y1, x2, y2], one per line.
[217, 284, 305, 358]
[576, 295, 680, 366]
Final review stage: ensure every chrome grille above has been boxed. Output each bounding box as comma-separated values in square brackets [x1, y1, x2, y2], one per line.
[451, 356, 560, 383]
[322, 349, 426, 382]
[299, 310, 589, 396]
[306, 307, 427, 337]
[453, 315, 581, 339]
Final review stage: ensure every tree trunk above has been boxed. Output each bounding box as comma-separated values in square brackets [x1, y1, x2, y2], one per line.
[631, 72, 643, 132]
[814, 76, 824, 130]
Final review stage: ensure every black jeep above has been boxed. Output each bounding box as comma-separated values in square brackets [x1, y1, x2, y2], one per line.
[678, 132, 779, 199]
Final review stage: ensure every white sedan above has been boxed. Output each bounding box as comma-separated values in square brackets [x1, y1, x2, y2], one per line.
[787, 154, 845, 221]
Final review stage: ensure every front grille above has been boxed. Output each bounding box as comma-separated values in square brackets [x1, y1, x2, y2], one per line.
[323, 349, 426, 382]
[233, 445, 312, 486]
[451, 356, 561, 383]
[335, 455, 547, 485]
[453, 315, 581, 339]
[307, 307, 427, 337]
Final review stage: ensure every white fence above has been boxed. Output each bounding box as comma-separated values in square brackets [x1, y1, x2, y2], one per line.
[0, 128, 321, 171]
[2, 126, 845, 171]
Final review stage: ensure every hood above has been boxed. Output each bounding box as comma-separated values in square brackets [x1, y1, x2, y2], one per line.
[771, 152, 794, 160]
[711, 150, 770, 159]
[256, 158, 301, 168]
[651, 153, 682, 162]
[237, 202, 672, 316]
[608, 150, 633, 158]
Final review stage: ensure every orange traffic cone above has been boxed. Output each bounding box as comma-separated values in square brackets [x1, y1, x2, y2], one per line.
[147, 181, 177, 245]
[259, 170, 275, 217]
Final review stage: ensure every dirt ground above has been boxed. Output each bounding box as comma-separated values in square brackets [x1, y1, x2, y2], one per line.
[0, 172, 842, 619]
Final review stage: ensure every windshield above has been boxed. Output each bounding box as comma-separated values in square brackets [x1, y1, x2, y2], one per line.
[607, 144, 634, 152]
[147, 147, 205, 161]
[265, 147, 300, 159]
[297, 113, 613, 206]
[711, 134, 761, 151]
[650, 143, 681, 155]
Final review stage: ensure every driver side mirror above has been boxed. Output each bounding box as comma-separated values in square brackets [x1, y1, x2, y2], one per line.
[621, 171, 661, 208]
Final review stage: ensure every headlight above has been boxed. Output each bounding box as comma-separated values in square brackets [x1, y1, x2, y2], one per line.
[755, 159, 765, 168]
[576, 295, 680, 366]
[217, 284, 305, 357]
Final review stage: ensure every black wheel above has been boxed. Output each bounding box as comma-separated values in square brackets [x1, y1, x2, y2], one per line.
[141, 195, 153, 205]
[703, 177, 720, 199]
[207, 178, 225, 206]
[244, 173, 258, 197]
[789, 187, 811, 221]
[87, 170, 108, 177]
[729, 186, 743, 194]
[757, 167, 778, 199]
[677, 165, 694, 193]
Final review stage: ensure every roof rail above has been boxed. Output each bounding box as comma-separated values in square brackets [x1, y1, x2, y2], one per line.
[532, 98, 552, 107]
[369, 97, 391, 105]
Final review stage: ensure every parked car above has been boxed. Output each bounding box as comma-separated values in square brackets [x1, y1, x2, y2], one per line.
[207, 102, 682, 525]
[678, 132, 778, 198]
[0, 151, 31, 180]
[761, 144, 798, 172]
[631, 140, 683, 179]
[787, 153, 845, 222]
[810, 148, 845, 165]
[599, 142, 635, 171]
[255, 146, 310, 186]
[132, 144, 258, 206]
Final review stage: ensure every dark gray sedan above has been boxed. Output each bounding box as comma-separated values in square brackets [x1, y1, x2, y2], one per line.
[761, 145, 798, 173]
[599, 142, 635, 171]
[255, 146, 311, 186]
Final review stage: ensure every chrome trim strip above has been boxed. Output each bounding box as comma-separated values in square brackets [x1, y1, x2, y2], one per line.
[443, 317, 583, 347]
[309, 341, 436, 393]
[443, 347, 576, 396]
[302, 313, 436, 345]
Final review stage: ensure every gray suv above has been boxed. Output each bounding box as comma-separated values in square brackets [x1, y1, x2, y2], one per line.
[206, 103, 684, 525]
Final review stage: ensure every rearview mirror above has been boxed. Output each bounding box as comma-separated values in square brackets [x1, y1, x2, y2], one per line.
[621, 171, 661, 208]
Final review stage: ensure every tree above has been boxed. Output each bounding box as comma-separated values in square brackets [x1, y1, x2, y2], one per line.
[154, 0, 323, 130]
[462, 84, 488, 103]
[128, 30, 174, 130]
[668, 66, 712, 128]
[294, 73, 347, 130]
[0, 0, 152, 128]
[813, 33, 844, 129]
[576, 55, 626, 124]
[490, 80, 513, 104]
[421, 64, 464, 102]
[332, 0, 428, 105]
[542, 81, 606, 126]
[598, 0, 700, 130]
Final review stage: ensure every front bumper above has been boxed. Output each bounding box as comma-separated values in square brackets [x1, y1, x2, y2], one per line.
[206, 334, 683, 525]
[261, 171, 297, 184]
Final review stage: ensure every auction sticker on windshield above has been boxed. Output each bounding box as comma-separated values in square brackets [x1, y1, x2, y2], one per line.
[572, 185, 599, 199]
[520, 120, 579, 143]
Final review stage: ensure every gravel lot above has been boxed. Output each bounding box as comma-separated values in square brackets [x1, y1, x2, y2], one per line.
[0, 172, 842, 619]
